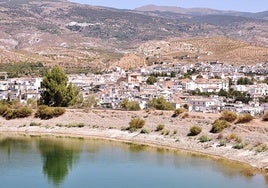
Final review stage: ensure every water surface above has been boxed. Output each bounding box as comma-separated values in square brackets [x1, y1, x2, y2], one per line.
[0, 135, 267, 188]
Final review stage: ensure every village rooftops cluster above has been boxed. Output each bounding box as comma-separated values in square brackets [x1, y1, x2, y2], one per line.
[0, 61, 267, 115]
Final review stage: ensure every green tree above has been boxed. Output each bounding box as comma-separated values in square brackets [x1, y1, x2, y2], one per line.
[237, 77, 253, 85]
[148, 97, 175, 110]
[120, 99, 140, 111]
[259, 96, 268, 104]
[146, 76, 157, 85]
[228, 78, 233, 86]
[218, 89, 228, 97]
[40, 66, 80, 107]
[170, 71, 176, 78]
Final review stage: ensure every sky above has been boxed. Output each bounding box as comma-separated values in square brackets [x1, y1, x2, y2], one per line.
[70, 0, 268, 13]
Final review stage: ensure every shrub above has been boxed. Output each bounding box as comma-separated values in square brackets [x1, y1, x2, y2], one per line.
[15, 106, 32, 118]
[220, 110, 237, 123]
[126, 101, 141, 111]
[199, 135, 211, 143]
[236, 113, 253, 124]
[146, 75, 157, 85]
[140, 128, 150, 134]
[218, 140, 227, 147]
[128, 127, 137, 133]
[156, 124, 165, 131]
[52, 107, 66, 117]
[255, 144, 267, 153]
[30, 122, 41, 126]
[235, 136, 242, 143]
[0, 104, 9, 116]
[233, 143, 245, 149]
[67, 123, 85, 128]
[226, 133, 239, 142]
[262, 111, 268, 121]
[128, 117, 145, 132]
[56, 123, 64, 127]
[35, 105, 66, 119]
[161, 130, 170, 135]
[188, 126, 202, 136]
[210, 119, 230, 133]
[57, 123, 85, 128]
[172, 108, 185, 117]
[3, 108, 15, 120]
[0, 104, 32, 120]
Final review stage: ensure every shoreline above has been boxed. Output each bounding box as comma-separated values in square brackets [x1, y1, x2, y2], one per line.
[0, 129, 259, 169]
[0, 109, 267, 174]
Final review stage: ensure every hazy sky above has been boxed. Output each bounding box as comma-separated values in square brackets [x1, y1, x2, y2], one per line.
[70, 0, 268, 12]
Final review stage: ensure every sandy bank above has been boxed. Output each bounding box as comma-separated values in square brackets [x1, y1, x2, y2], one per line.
[0, 109, 267, 173]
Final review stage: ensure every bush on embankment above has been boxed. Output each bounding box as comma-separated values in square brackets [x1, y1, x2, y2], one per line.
[210, 119, 230, 133]
[235, 113, 253, 124]
[126, 117, 145, 132]
[0, 103, 32, 120]
[219, 110, 237, 123]
[188, 126, 202, 136]
[35, 105, 66, 120]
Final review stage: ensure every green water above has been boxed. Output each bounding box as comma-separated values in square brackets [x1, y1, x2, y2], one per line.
[0, 135, 267, 188]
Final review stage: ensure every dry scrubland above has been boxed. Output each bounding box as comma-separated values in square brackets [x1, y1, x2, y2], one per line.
[0, 109, 267, 172]
[136, 37, 268, 67]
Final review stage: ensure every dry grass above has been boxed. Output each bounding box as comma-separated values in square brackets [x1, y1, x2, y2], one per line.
[220, 110, 237, 123]
[236, 113, 253, 124]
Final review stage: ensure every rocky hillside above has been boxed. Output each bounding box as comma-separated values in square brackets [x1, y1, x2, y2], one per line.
[0, 0, 267, 71]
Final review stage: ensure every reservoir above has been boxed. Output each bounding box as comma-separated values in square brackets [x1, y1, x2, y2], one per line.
[0, 135, 267, 188]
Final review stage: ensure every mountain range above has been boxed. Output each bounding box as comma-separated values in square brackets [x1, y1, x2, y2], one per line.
[0, 0, 267, 72]
[135, 4, 268, 19]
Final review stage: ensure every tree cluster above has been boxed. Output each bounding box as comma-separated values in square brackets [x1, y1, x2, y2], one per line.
[237, 77, 253, 85]
[218, 88, 251, 104]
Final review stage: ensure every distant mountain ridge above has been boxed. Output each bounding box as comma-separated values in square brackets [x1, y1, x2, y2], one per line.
[135, 4, 238, 16]
[135, 4, 268, 20]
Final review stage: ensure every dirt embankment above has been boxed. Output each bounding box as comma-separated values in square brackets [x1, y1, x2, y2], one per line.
[0, 109, 267, 173]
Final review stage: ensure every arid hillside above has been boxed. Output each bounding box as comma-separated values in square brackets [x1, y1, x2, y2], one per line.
[134, 37, 268, 65]
[0, 0, 267, 71]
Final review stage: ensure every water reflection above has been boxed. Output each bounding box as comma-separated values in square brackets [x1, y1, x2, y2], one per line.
[38, 138, 82, 186]
[0, 135, 267, 188]
[0, 136, 33, 157]
[128, 143, 148, 153]
[185, 152, 257, 180]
